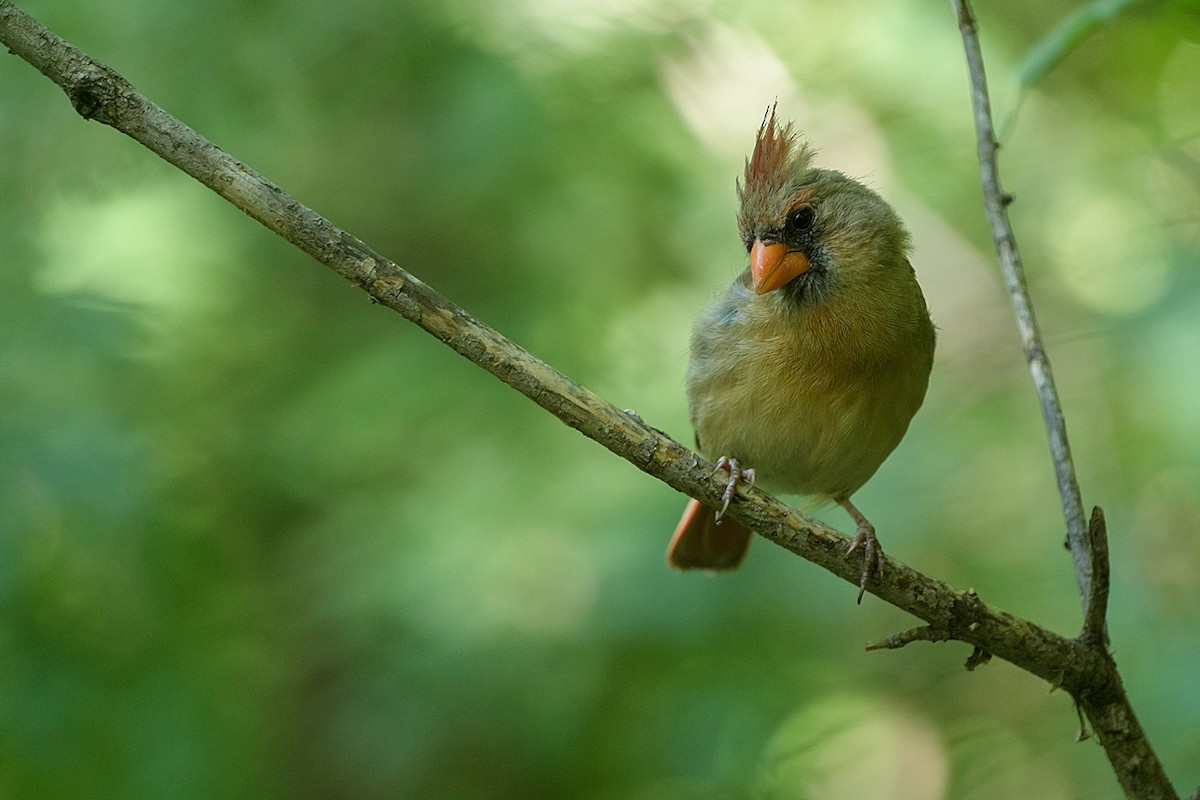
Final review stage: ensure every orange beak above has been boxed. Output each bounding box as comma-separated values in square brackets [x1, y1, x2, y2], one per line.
[750, 240, 810, 295]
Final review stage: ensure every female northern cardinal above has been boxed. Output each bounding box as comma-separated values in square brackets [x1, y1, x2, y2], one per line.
[667, 107, 936, 600]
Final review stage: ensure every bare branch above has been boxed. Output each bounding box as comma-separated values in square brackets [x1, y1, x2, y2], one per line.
[0, 0, 1095, 673]
[954, 0, 1091, 612]
[0, 2, 1181, 795]
[954, 2, 1177, 797]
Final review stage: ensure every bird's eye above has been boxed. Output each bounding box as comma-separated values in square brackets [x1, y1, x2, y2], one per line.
[787, 207, 815, 233]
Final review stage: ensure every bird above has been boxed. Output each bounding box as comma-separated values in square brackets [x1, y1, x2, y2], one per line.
[666, 106, 936, 601]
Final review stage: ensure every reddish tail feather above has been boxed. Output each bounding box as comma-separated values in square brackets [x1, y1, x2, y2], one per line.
[666, 498, 753, 571]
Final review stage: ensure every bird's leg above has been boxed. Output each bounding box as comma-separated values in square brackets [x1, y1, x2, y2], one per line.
[712, 456, 756, 523]
[838, 496, 884, 604]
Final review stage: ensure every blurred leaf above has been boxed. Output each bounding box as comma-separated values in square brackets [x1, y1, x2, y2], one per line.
[1017, 0, 1150, 89]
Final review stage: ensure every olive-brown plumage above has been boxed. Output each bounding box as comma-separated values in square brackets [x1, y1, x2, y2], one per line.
[667, 108, 935, 598]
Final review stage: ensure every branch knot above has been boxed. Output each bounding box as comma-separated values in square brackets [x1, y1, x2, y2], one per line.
[66, 62, 123, 122]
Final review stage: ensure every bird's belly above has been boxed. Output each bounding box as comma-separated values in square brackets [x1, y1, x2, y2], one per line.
[688, 351, 923, 501]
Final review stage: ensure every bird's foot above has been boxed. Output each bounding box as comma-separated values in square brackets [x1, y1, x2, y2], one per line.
[712, 456, 755, 523]
[839, 497, 885, 604]
[846, 522, 884, 604]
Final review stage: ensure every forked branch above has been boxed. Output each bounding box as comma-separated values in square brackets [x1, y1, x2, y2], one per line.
[955, 1, 1173, 796]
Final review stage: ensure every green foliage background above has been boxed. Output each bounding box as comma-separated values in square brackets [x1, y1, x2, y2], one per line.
[2, 1, 1198, 797]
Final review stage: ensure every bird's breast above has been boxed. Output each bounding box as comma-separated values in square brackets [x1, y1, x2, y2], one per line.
[686, 287, 932, 500]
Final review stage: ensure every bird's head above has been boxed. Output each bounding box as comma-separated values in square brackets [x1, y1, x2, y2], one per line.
[736, 106, 911, 306]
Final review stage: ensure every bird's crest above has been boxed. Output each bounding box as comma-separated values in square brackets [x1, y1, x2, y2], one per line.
[737, 104, 816, 232]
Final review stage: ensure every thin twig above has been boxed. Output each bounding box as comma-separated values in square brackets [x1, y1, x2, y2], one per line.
[964, 646, 993, 671]
[865, 625, 950, 651]
[954, 2, 1178, 798]
[1075, 701, 1092, 742]
[954, 0, 1091, 615]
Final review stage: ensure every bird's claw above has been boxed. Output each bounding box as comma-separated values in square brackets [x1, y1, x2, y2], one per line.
[712, 456, 755, 523]
[847, 522, 885, 604]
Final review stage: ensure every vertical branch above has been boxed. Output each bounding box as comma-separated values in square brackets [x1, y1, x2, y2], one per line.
[954, 0, 1092, 612]
[1081, 505, 1111, 647]
[954, 4, 1181, 796]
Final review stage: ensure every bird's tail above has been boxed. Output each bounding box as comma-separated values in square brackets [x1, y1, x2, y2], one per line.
[666, 498, 753, 571]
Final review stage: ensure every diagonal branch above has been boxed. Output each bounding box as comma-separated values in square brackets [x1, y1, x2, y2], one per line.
[0, 2, 1177, 795]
